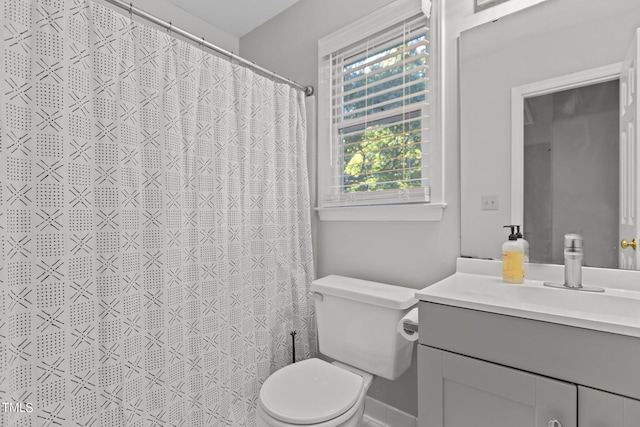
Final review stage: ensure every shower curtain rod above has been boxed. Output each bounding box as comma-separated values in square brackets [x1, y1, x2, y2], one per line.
[103, 0, 314, 96]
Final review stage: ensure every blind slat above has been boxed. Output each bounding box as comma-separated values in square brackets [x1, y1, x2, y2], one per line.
[337, 62, 429, 100]
[322, 186, 430, 207]
[334, 84, 428, 118]
[335, 40, 429, 80]
[342, 129, 421, 147]
[335, 15, 429, 60]
[334, 103, 428, 130]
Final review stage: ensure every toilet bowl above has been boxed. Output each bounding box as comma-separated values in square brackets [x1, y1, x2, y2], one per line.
[256, 358, 373, 427]
[257, 275, 417, 427]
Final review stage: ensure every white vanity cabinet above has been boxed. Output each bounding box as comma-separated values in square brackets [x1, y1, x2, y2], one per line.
[418, 345, 640, 427]
[415, 260, 640, 427]
[417, 302, 640, 427]
[419, 346, 577, 427]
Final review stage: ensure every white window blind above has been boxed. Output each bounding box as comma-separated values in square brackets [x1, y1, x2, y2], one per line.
[325, 14, 430, 208]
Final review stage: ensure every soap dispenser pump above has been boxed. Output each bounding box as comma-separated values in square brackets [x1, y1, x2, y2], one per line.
[515, 225, 530, 263]
[502, 225, 524, 284]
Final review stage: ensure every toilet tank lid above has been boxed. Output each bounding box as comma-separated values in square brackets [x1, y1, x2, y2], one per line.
[311, 275, 418, 309]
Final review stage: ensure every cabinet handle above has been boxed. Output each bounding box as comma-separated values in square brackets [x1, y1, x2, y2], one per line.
[548, 420, 563, 427]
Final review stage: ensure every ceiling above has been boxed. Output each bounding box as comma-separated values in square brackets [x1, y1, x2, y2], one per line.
[167, 0, 300, 38]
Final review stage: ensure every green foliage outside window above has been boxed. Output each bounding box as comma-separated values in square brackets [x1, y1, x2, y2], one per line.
[342, 120, 422, 192]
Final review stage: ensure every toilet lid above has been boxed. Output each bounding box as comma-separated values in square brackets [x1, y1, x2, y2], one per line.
[259, 358, 364, 425]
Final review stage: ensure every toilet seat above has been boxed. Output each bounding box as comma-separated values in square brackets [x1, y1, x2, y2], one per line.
[258, 358, 364, 424]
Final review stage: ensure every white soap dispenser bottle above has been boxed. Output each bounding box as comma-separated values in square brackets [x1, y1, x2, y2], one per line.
[502, 225, 524, 284]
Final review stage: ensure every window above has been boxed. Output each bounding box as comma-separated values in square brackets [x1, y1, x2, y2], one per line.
[317, 0, 444, 220]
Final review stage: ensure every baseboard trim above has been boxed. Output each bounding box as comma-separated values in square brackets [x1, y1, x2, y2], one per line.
[364, 396, 417, 427]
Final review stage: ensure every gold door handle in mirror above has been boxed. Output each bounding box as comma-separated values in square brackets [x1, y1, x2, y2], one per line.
[621, 238, 637, 250]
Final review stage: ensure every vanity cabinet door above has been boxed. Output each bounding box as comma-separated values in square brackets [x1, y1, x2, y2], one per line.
[579, 386, 640, 427]
[418, 346, 577, 427]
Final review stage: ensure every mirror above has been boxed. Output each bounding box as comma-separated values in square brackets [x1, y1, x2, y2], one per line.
[523, 80, 620, 268]
[459, 0, 640, 268]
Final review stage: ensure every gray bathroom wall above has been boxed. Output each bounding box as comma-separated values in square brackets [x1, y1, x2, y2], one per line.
[95, 0, 239, 52]
[240, 0, 544, 416]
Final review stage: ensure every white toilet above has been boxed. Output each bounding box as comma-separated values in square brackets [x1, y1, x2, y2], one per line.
[257, 275, 417, 427]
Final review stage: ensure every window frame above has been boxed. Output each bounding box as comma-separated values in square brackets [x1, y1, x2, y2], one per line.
[316, 0, 445, 221]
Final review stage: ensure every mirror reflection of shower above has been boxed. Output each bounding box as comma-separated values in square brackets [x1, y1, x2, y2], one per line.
[523, 79, 619, 268]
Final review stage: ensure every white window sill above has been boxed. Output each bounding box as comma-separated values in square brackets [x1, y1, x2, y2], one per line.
[315, 203, 447, 222]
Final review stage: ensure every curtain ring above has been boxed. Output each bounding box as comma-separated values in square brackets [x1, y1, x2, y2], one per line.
[167, 22, 172, 33]
[128, 2, 133, 16]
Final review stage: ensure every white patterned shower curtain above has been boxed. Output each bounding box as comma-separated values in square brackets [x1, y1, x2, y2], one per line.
[0, 1, 316, 426]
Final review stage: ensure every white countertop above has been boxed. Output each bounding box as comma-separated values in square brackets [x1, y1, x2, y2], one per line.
[416, 258, 640, 338]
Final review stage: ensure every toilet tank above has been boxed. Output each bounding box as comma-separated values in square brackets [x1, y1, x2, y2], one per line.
[310, 275, 417, 380]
